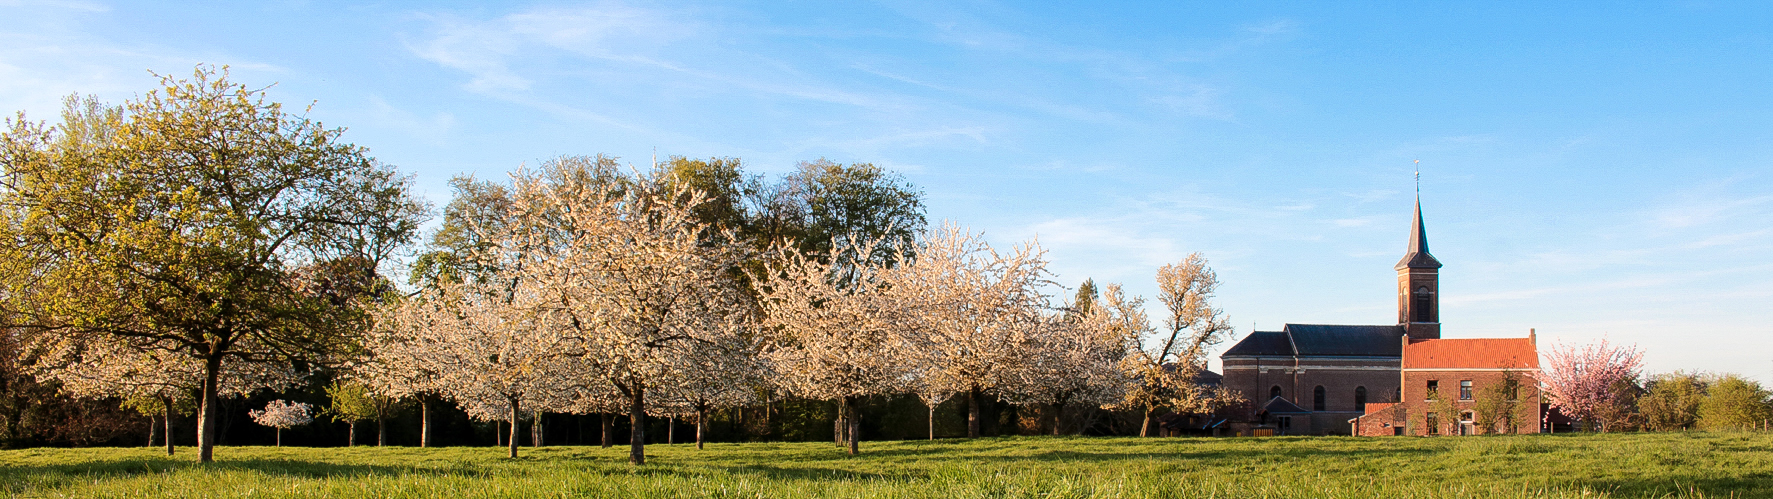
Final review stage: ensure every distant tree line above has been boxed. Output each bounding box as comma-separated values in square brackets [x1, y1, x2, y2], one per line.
[1541, 341, 1771, 433]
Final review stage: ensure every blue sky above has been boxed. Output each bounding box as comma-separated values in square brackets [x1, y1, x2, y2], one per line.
[5, 1, 1771, 380]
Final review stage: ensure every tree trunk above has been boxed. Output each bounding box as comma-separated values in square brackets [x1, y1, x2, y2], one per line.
[696, 407, 707, 450]
[197, 354, 222, 462]
[667, 415, 675, 444]
[496, 421, 504, 447]
[601, 413, 614, 448]
[420, 396, 430, 448]
[348, 421, 356, 447]
[507, 397, 520, 458]
[532, 411, 542, 448]
[628, 386, 646, 465]
[162, 396, 174, 456]
[1139, 409, 1152, 437]
[967, 386, 982, 438]
[845, 396, 860, 456]
[377, 415, 386, 447]
[276, 428, 282, 447]
[146, 414, 156, 448]
[928, 405, 937, 440]
[834, 400, 846, 448]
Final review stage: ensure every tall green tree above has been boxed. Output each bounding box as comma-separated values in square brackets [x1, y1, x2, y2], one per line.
[1069, 278, 1098, 320]
[0, 66, 427, 462]
[1698, 375, 1772, 431]
[1638, 372, 1707, 431]
[657, 156, 749, 234]
[791, 159, 925, 269]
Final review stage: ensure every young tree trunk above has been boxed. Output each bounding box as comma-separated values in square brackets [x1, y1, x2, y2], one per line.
[197, 354, 222, 463]
[834, 400, 846, 448]
[276, 428, 282, 447]
[695, 407, 707, 450]
[667, 415, 675, 445]
[928, 405, 937, 440]
[532, 411, 542, 448]
[627, 386, 646, 465]
[601, 413, 614, 448]
[377, 415, 386, 447]
[1139, 409, 1153, 437]
[348, 421, 357, 447]
[496, 421, 504, 447]
[507, 397, 521, 459]
[967, 386, 982, 438]
[420, 395, 430, 448]
[845, 396, 860, 456]
[162, 396, 175, 456]
[146, 414, 156, 448]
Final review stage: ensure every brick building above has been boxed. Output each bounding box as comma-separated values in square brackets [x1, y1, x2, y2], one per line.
[1219, 197, 1541, 436]
[1355, 335, 1542, 436]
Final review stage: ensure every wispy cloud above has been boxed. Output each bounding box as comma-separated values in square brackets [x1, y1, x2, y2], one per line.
[0, 0, 110, 12]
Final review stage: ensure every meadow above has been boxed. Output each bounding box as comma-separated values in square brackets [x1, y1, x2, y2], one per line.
[3, 432, 1770, 498]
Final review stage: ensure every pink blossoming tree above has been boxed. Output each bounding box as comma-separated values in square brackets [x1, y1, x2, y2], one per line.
[1541, 339, 1643, 432]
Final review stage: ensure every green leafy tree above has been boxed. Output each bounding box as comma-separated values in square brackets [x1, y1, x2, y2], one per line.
[658, 156, 749, 234]
[1471, 370, 1529, 434]
[0, 66, 427, 461]
[1068, 279, 1098, 320]
[1638, 372, 1707, 431]
[409, 175, 513, 289]
[1697, 375, 1772, 431]
[323, 379, 405, 446]
[767, 159, 925, 279]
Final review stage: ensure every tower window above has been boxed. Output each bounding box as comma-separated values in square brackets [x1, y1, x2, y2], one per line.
[1313, 386, 1326, 411]
[1413, 286, 1433, 322]
[1459, 380, 1473, 400]
[1355, 386, 1368, 410]
[1270, 386, 1282, 400]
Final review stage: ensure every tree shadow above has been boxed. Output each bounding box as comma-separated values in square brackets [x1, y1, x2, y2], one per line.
[715, 463, 893, 482]
[0, 455, 473, 487]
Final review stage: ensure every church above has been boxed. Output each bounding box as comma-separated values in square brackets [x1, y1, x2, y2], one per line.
[1218, 198, 1542, 436]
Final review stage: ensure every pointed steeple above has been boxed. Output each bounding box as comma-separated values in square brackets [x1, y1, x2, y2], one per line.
[1395, 197, 1442, 270]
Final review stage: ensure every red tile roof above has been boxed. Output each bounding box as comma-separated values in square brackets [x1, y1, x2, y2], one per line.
[1403, 338, 1539, 369]
[1361, 402, 1397, 416]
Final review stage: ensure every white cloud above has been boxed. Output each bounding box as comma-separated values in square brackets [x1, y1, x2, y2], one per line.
[0, 0, 109, 12]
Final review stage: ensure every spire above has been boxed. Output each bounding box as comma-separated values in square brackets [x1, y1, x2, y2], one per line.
[1395, 196, 1442, 270]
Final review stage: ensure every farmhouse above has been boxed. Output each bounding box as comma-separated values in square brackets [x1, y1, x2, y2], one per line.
[1218, 198, 1541, 435]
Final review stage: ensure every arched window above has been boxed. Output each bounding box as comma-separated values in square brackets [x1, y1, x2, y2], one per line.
[1270, 386, 1282, 400]
[1413, 286, 1433, 322]
[1355, 386, 1368, 409]
[1312, 386, 1326, 411]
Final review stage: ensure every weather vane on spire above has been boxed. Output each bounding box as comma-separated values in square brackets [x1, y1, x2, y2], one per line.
[1413, 159, 1421, 195]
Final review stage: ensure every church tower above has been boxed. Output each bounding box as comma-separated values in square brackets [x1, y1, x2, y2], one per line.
[1397, 198, 1442, 340]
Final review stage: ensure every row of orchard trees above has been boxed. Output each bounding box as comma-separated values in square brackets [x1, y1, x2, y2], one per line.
[363, 154, 1244, 463]
[0, 67, 1242, 463]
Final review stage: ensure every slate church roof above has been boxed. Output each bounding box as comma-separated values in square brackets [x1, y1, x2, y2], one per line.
[1222, 324, 1405, 358]
[1396, 198, 1442, 270]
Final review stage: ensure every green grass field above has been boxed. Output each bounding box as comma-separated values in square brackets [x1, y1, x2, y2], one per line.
[3, 432, 1770, 498]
